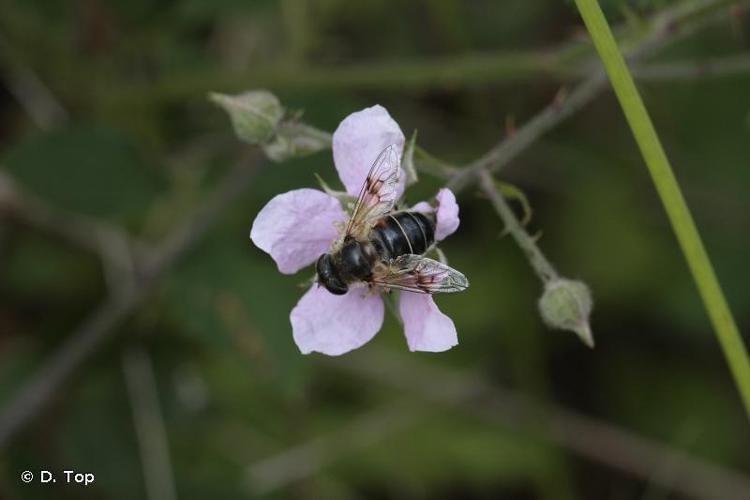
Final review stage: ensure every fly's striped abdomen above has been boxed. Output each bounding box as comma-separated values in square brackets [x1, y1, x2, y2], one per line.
[370, 211, 435, 260]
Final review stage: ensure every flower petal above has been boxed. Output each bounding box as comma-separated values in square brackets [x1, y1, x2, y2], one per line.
[399, 293, 458, 352]
[332, 105, 406, 197]
[411, 201, 432, 214]
[410, 188, 460, 242]
[291, 285, 384, 355]
[250, 189, 345, 274]
[434, 188, 460, 241]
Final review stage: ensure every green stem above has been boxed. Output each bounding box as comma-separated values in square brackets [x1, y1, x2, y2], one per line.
[574, 0, 750, 419]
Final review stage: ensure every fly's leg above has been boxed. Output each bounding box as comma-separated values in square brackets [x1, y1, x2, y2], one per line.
[423, 243, 447, 264]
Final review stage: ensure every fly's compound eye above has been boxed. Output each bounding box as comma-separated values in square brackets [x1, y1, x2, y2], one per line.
[316, 254, 348, 295]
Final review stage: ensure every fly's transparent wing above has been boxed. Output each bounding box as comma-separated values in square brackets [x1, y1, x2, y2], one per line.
[345, 144, 401, 240]
[371, 254, 469, 294]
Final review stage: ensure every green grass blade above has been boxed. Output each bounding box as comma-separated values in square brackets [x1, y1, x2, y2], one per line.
[573, 0, 750, 419]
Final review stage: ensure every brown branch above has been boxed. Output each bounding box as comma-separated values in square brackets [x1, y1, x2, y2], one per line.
[633, 53, 750, 81]
[0, 158, 260, 448]
[441, 0, 747, 193]
[122, 344, 178, 500]
[445, 72, 607, 193]
[0, 170, 141, 297]
[0, 0, 744, 478]
[242, 348, 750, 499]
[79, 2, 746, 106]
[244, 402, 420, 495]
[333, 349, 750, 500]
[0, 171, 138, 264]
[0, 36, 68, 130]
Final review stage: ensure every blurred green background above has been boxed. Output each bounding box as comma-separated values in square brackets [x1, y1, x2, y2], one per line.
[0, 0, 749, 499]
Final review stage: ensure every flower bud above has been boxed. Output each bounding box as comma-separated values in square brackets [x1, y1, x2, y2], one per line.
[263, 122, 331, 162]
[538, 278, 594, 348]
[210, 90, 283, 144]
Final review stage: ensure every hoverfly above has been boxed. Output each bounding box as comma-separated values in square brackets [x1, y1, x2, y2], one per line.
[316, 144, 469, 295]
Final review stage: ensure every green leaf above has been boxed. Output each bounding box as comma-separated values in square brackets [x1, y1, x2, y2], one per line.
[495, 180, 532, 226]
[161, 224, 303, 386]
[3, 231, 101, 302]
[55, 366, 145, 500]
[2, 126, 164, 226]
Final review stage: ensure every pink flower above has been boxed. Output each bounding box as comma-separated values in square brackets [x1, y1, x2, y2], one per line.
[250, 105, 461, 355]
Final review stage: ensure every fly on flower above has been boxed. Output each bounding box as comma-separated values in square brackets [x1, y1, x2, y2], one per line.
[316, 144, 468, 296]
[251, 105, 467, 355]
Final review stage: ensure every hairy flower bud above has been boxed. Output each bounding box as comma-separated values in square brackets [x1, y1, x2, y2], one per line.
[263, 122, 331, 162]
[538, 278, 594, 348]
[210, 90, 283, 144]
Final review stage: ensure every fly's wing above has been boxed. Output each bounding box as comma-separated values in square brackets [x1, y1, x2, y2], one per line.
[345, 144, 401, 241]
[371, 254, 469, 294]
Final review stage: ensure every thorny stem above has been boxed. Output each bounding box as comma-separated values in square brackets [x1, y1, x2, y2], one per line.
[478, 171, 559, 283]
[441, 0, 747, 194]
[574, 0, 750, 419]
[0, 0, 746, 454]
[445, 72, 607, 194]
